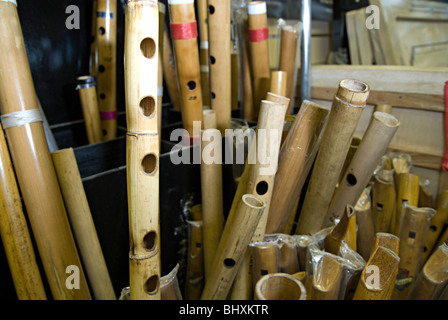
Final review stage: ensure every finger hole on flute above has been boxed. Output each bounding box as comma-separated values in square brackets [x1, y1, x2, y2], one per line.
[208, 5, 215, 15]
[187, 80, 197, 91]
[209, 56, 216, 65]
[256, 180, 269, 196]
[144, 274, 160, 295]
[98, 26, 105, 35]
[346, 173, 358, 187]
[140, 37, 157, 59]
[143, 230, 157, 252]
[224, 258, 236, 269]
[139, 96, 156, 118]
[141, 154, 158, 175]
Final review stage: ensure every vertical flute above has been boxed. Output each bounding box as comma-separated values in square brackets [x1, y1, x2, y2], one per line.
[125, 0, 161, 300]
[96, 0, 118, 140]
[255, 273, 307, 300]
[76, 76, 103, 144]
[197, 0, 211, 109]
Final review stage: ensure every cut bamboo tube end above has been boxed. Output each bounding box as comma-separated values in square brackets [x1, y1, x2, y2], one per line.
[308, 254, 344, 300]
[255, 273, 307, 300]
[372, 233, 400, 256]
[324, 205, 357, 255]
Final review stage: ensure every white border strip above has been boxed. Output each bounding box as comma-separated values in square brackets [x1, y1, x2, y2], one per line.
[1, 109, 43, 129]
[0, 0, 17, 6]
[168, 0, 194, 5]
[200, 41, 209, 50]
[248, 1, 267, 15]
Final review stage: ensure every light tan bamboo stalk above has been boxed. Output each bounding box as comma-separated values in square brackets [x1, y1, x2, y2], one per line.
[325, 112, 400, 228]
[392, 203, 436, 300]
[162, 26, 182, 111]
[247, 1, 270, 120]
[392, 173, 420, 236]
[76, 76, 103, 144]
[408, 243, 448, 300]
[339, 136, 362, 185]
[251, 242, 279, 285]
[308, 254, 344, 300]
[355, 187, 376, 261]
[200, 194, 266, 300]
[269, 71, 287, 98]
[278, 24, 298, 114]
[423, 190, 448, 263]
[125, 0, 161, 300]
[51, 148, 116, 300]
[200, 110, 224, 279]
[168, 0, 203, 137]
[197, 0, 210, 109]
[296, 79, 369, 235]
[208, 0, 231, 132]
[324, 205, 357, 255]
[0, 123, 46, 300]
[96, 0, 117, 140]
[90, 0, 98, 77]
[372, 232, 400, 255]
[0, 1, 91, 300]
[255, 273, 307, 300]
[161, 264, 183, 300]
[353, 245, 400, 300]
[266, 100, 329, 234]
[185, 220, 204, 300]
[372, 169, 396, 234]
[157, 2, 165, 143]
[281, 114, 296, 146]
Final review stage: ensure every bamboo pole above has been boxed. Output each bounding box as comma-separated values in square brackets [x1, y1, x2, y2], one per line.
[325, 112, 399, 228]
[200, 110, 224, 279]
[353, 245, 400, 300]
[308, 253, 344, 300]
[185, 220, 204, 300]
[51, 148, 116, 300]
[324, 205, 357, 255]
[392, 203, 436, 300]
[197, 0, 211, 109]
[339, 136, 362, 185]
[96, 0, 117, 140]
[125, 0, 161, 300]
[423, 190, 448, 263]
[266, 100, 329, 234]
[247, 1, 270, 120]
[208, 0, 231, 133]
[375, 104, 392, 114]
[161, 264, 183, 300]
[76, 76, 103, 144]
[168, 0, 203, 138]
[392, 173, 420, 236]
[296, 79, 369, 235]
[0, 0, 91, 300]
[162, 26, 182, 111]
[250, 242, 279, 285]
[269, 71, 287, 98]
[408, 243, 448, 300]
[255, 273, 307, 300]
[200, 194, 266, 300]
[355, 187, 376, 261]
[372, 169, 396, 234]
[90, 0, 98, 77]
[372, 232, 400, 255]
[157, 2, 166, 143]
[277, 235, 300, 275]
[0, 123, 46, 300]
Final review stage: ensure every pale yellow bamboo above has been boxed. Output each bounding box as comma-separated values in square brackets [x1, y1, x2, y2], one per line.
[158, 2, 166, 143]
[372, 169, 396, 234]
[76, 76, 103, 144]
[251, 242, 279, 285]
[255, 273, 307, 300]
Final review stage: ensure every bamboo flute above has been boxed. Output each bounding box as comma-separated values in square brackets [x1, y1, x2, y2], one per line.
[255, 273, 307, 300]
[157, 2, 166, 144]
[408, 243, 448, 300]
[200, 110, 224, 279]
[372, 232, 400, 255]
[308, 253, 344, 300]
[423, 190, 448, 263]
[324, 205, 357, 255]
[278, 24, 299, 114]
[375, 104, 392, 114]
[419, 182, 434, 209]
[197, 0, 211, 109]
[296, 79, 369, 235]
[76, 76, 103, 144]
[392, 203, 436, 300]
[200, 194, 266, 300]
[266, 100, 329, 234]
[355, 188, 376, 261]
[269, 71, 287, 98]
[353, 245, 400, 300]
[324, 112, 400, 228]
[277, 236, 300, 274]
[125, 0, 161, 300]
[242, 28, 254, 121]
[250, 242, 279, 285]
[162, 26, 182, 111]
[161, 264, 183, 300]
[96, 0, 117, 140]
[372, 169, 396, 234]
[168, 0, 203, 139]
[0, 123, 46, 300]
[247, 1, 270, 120]
[185, 220, 204, 300]
[339, 136, 362, 185]
[0, 0, 91, 300]
[51, 148, 116, 300]
[90, 0, 98, 76]
[208, 0, 232, 133]
[392, 173, 420, 235]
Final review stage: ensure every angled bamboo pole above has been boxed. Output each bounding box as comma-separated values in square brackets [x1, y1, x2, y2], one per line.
[372, 169, 396, 234]
[76, 76, 103, 144]
[157, 2, 165, 142]
[0, 0, 91, 300]
[324, 205, 357, 255]
[125, 0, 161, 300]
[96, 0, 117, 140]
[255, 273, 307, 300]
[297, 79, 369, 235]
[269, 71, 287, 98]
[355, 187, 376, 261]
[0, 123, 46, 300]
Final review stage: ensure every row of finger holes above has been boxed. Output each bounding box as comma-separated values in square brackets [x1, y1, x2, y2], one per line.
[143, 231, 159, 295]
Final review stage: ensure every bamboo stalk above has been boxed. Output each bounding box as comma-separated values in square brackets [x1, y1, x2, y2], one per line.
[392, 203, 436, 300]
[423, 190, 448, 263]
[339, 136, 362, 185]
[277, 235, 300, 275]
[372, 169, 396, 234]
[255, 273, 307, 300]
[408, 243, 448, 300]
[392, 173, 420, 236]
[308, 253, 344, 300]
[0, 1, 91, 300]
[269, 71, 287, 98]
[375, 104, 392, 114]
[208, 0, 231, 133]
[157, 2, 165, 143]
[197, 0, 211, 108]
[296, 79, 369, 235]
[185, 220, 204, 300]
[200, 194, 266, 300]
[76, 76, 103, 144]
[162, 26, 182, 111]
[266, 100, 329, 234]
[96, 0, 117, 140]
[325, 112, 400, 228]
[0, 123, 46, 300]
[372, 232, 400, 255]
[168, 0, 203, 137]
[52, 148, 116, 300]
[250, 242, 279, 285]
[355, 187, 376, 261]
[125, 0, 161, 300]
[324, 205, 357, 255]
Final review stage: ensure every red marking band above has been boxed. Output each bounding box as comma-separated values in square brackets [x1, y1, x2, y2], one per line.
[100, 110, 118, 120]
[170, 21, 198, 40]
[248, 27, 269, 42]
